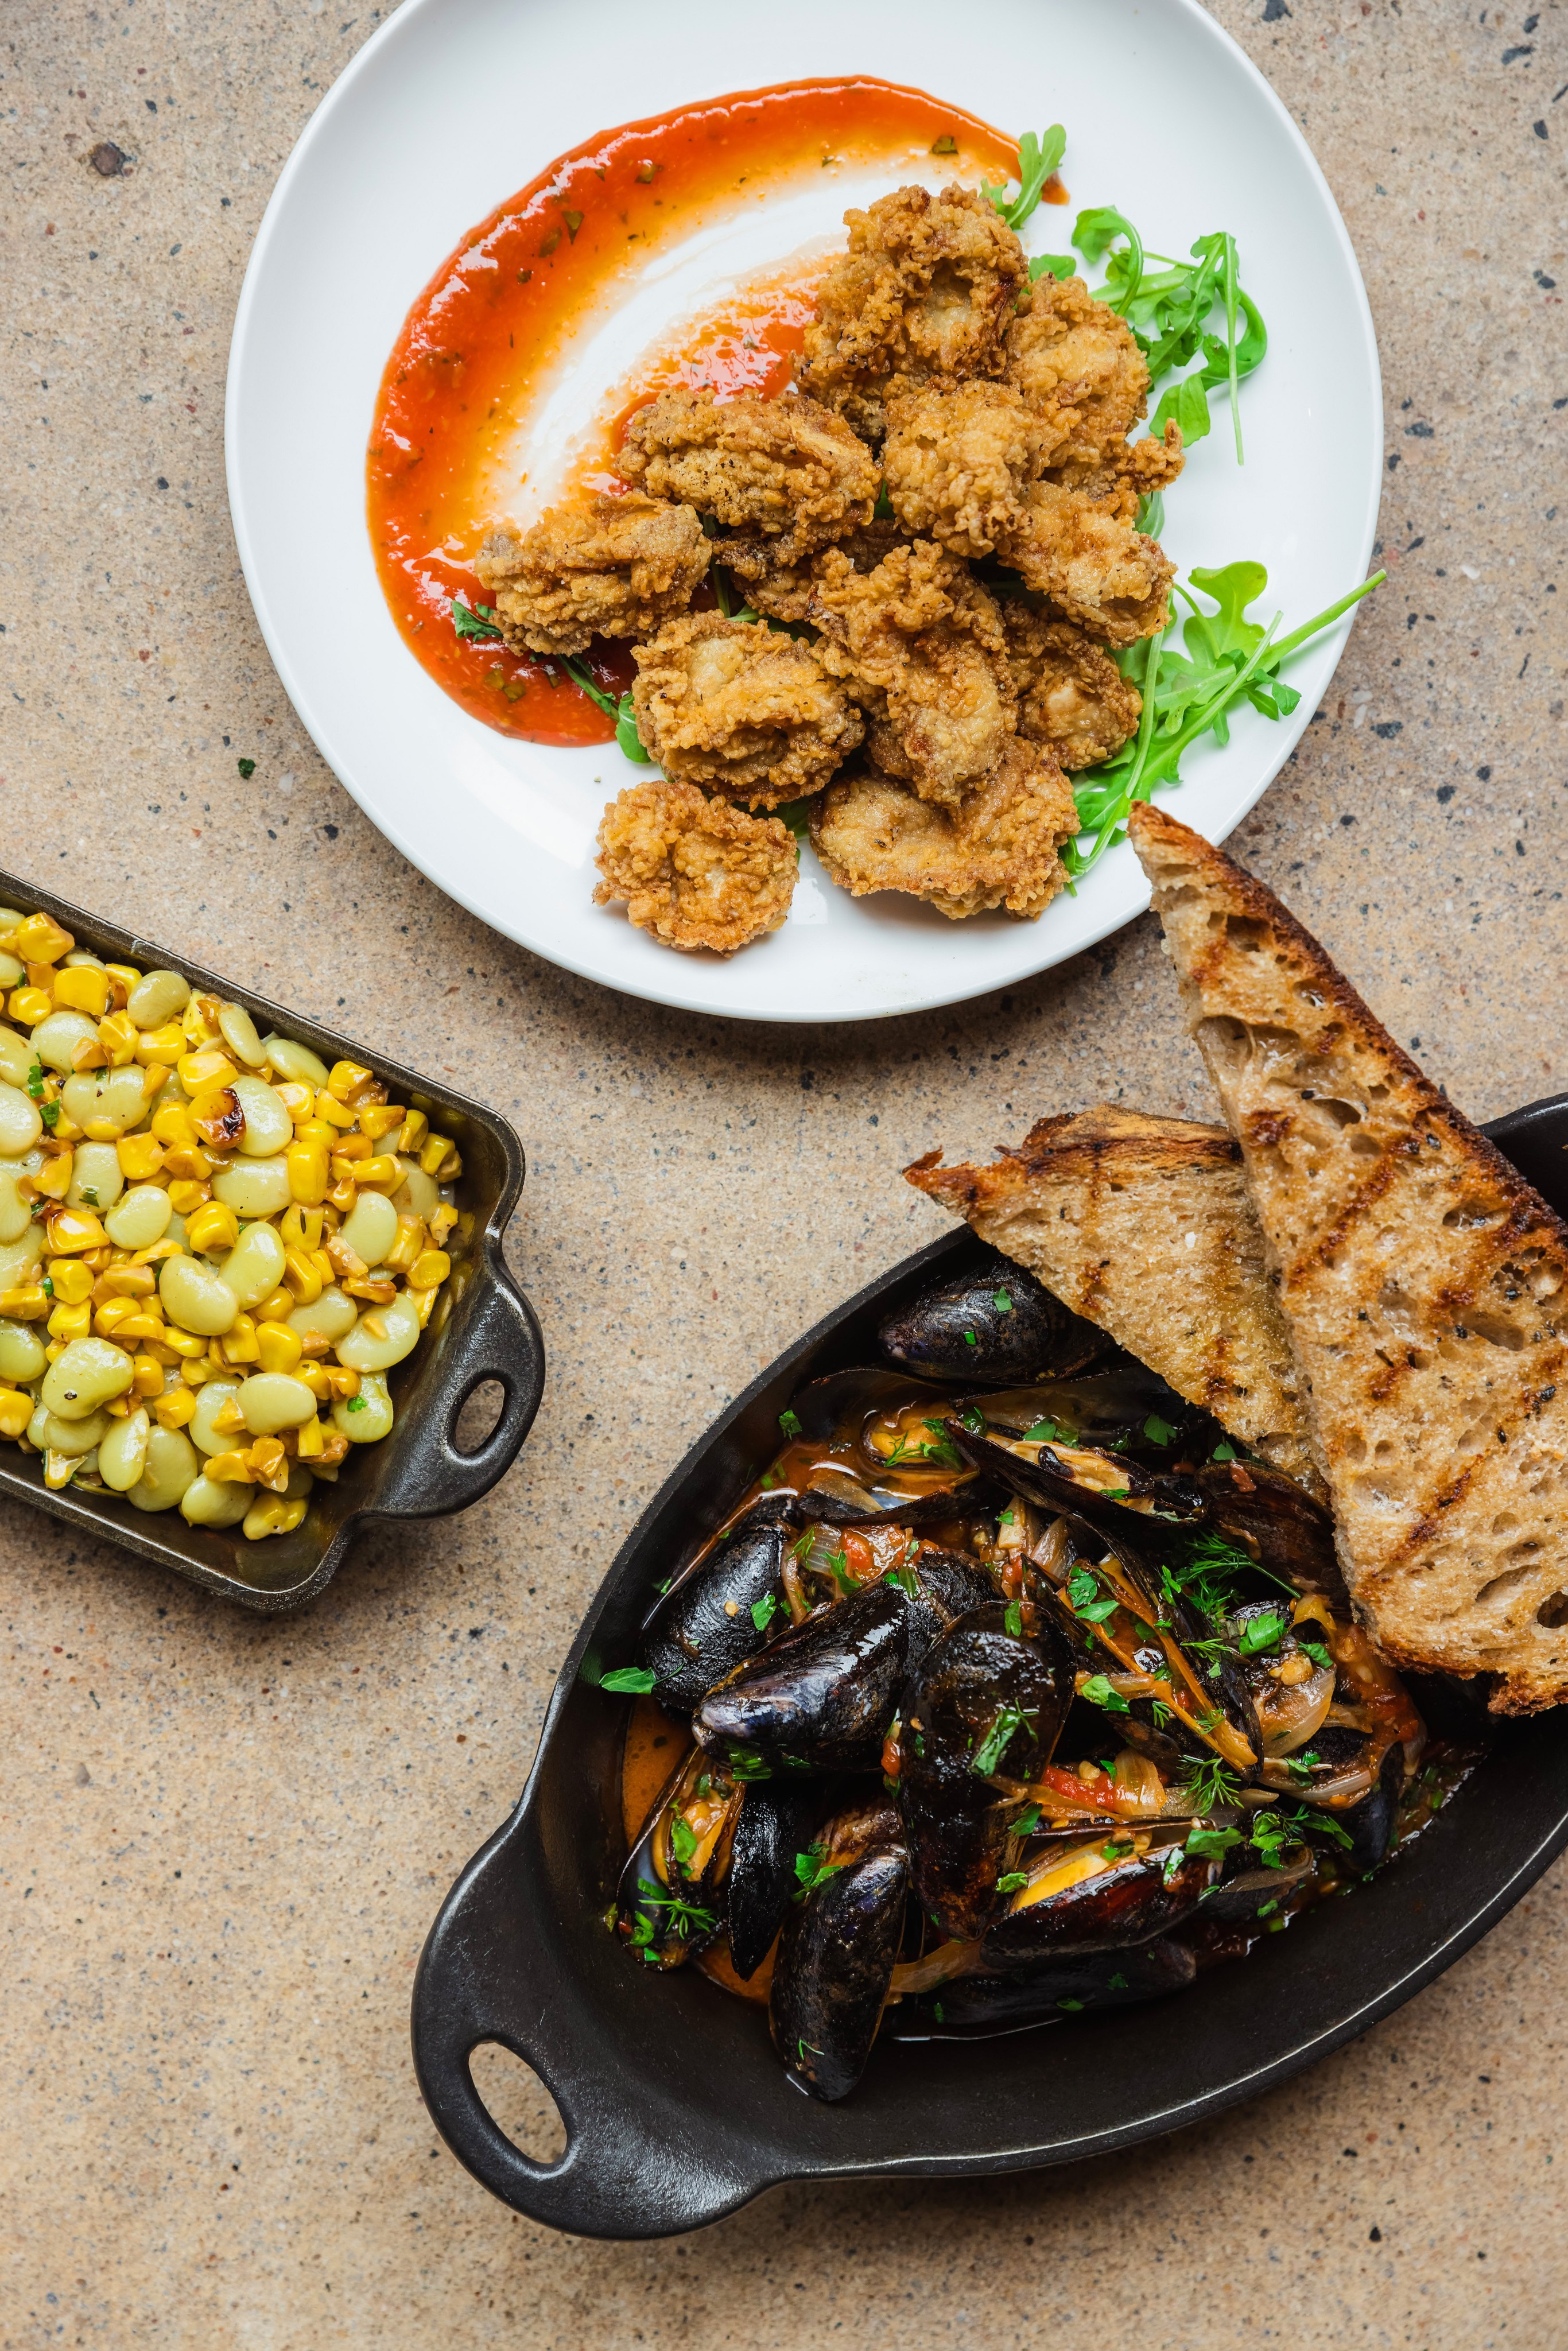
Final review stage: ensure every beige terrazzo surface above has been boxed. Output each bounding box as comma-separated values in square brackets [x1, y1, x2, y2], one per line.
[2, 0, 1565, 2342]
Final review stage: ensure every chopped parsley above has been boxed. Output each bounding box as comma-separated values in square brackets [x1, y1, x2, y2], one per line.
[1078, 1674, 1130, 1715]
[1297, 1638, 1334, 1672]
[1014, 1802, 1041, 1836]
[727, 1746, 771, 1782]
[1184, 1824, 1244, 1862]
[1142, 1414, 1177, 1446]
[1003, 1600, 1023, 1638]
[996, 1870, 1028, 1894]
[236, 756, 257, 778]
[1066, 1566, 1120, 1625]
[1056, 1996, 1085, 2012]
[777, 1408, 802, 1439]
[971, 1702, 1039, 1776]
[1108, 1972, 1129, 1991]
[750, 1592, 779, 1633]
[600, 1665, 657, 1695]
[25, 1062, 43, 1101]
[793, 1849, 845, 1899]
[40, 1099, 59, 1130]
[345, 1394, 367, 1413]
[1236, 1608, 1287, 1656]
[991, 1289, 1014, 1313]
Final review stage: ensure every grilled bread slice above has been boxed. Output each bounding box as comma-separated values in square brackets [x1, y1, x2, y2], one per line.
[1130, 800, 1568, 1712]
[906, 1104, 1320, 1492]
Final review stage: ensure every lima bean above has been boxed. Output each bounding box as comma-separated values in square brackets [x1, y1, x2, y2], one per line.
[234, 1073, 293, 1157]
[0, 1026, 34, 1089]
[180, 1473, 252, 1528]
[339, 1189, 398, 1267]
[190, 1379, 242, 1456]
[67, 1140, 125, 1213]
[99, 1407, 152, 1492]
[0, 1081, 41, 1156]
[30, 1009, 99, 1074]
[219, 1220, 286, 1308]
[261, 1033, 328, 1088]
[42, 1337, 137, 1418]
[218, 1001, 268, 1069]
[104, 1183, 174, 1250]
[211, 1155, 290, 1219]
[126, 968, 189, 1028]
[126, 1425, 200, 1512]
[28, 1403, 110, 1457]
[238, 1372, 316, 1435]
[159, 1254, 239, 1337]
[393, 1158, 440, 1219]
[0, 1166, 34, 1244]
[336, 1291, 421, 1374]
[61, 1065, 150, 1137]
[286, 1284, 358, 1344]
[0, 1318, 46, 1383]
[335, 1370, 394, 1442]
[0, 1229, 44, 1285]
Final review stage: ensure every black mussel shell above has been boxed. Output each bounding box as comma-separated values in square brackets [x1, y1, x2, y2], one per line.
[901, 1550, 999, 1653]
[725, 1783, 822, 1981]
[1337, 1739, 1406, 1873]
[981, 1842, 1214, 1966]
[692, 1583, 910, 1774]
[878, 1259, 1108, 1386]
[770, 1801, 908, 2102]
[795, 1481, 998, 1530]
[965, 1367, 1207, 1462]
[787, 1367, 956, 1445]
[1201, 1849, 1316, 1923]
[641, 1516, 791, 1713]
[1190, 1462, 1346, 1604]
[899, 1603, 1076, 1941]
[890, 1936, 1198, 2036]
[615, 1747, 733, 1971]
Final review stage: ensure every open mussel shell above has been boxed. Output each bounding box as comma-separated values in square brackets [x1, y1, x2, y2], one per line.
[770, 1801, 909, 2102]
[898, 1603, 1077, 1941]
[615, 1746, 735, 1970]
[965, 1367, 1208, 1462]
[693, 1581, 911, 1775]
[1189, 1462, 1346, 1604]
[785, 1368, 1000, 1526]
[981, 1836, 1216, 1967]
[1336, 1741, 1406, 1873]
[878, 1258, 1109, 1386]
[1231, 1601, 1337, 1761]
[1201, 1849, 1316, 1923]
[726, 1783, 822, 1982]
[641, 1507, 793, 1714]
[890, 1937, 1198, 2037]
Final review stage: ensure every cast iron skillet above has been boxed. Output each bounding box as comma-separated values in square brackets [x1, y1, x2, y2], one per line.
[413, 1095, 1568, 2239]
[0, 866, 545, 1612]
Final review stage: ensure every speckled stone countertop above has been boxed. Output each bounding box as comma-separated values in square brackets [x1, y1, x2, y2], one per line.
[2, 1, 1565, 2342]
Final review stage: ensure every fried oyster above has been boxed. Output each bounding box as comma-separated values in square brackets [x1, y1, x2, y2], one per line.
[996, 478, 1175, 649]
[618, 389, 878, 564]
[593, 778, 797, 955]
[807, 540, 1017, 808]
[630, 612, 863, 809]
[724, 517, 911, 615]
[797, 184, 1030, 443]
[1000, 607, 1143, 770]
[474, 492, 709, 657]
[1003, 271, 1151, 472]
[880, 381, 1053, 557]
[810, 738, 1078, 921]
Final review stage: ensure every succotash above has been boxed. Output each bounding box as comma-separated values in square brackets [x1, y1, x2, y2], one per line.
[0, 906, 460, 1540]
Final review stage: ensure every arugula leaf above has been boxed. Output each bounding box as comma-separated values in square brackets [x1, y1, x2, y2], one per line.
[982, 125, 1067, 232]
[874, 479, 895, 521]
[1072, 205, 1145, 317]
[558, 654, 651, 762]
[451, 595, 503, 643]
[600, 1666, 656, 1695]
[1028, 252, 1077, 283]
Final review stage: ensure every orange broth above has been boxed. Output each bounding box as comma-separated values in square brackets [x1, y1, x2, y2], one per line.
[367, 78, 1055, 745]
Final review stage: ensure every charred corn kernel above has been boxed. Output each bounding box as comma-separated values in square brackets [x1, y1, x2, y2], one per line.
[331, 1131, 372, 1163]
[282, 1248, 323, 1306]
[243, 1493, 308, 1541]
[188, 1088, 244, 1150]
[205, 1448, 255, 1485]
[15, 913, 73, 964]
[326, 1232, 368, 1282]
[325, 1173, 357, 1213]
[7, 986, 53, 1026]
[246, 1436, 290, 1491]
[280, 1204, 325, 1252]
[427, 1202, 459, 1248]
[161, 1147, 215, 1185]
[44, 1207, 107, 1254]
[358, 1103, 406, 1142]
[50, 1258, 94, 1306]
[134, 1021, 187, 1065]
[0, 1388, 32, 1438]
[166, 1178, 212, 1216]
[116, 1133, 165, 1182]
[275, 1080, 316, 1123]
[104, 963, 141, 1007]
[325, 1060, 372, 1105]
[324, 1365, 360, 1400]
[344, 1276, 397, 1305]
[286, 1136, 330, 1206]
[355, 1153, 403, 1192]
[153, 1387, 197, 1430]
[181, 996, 222, 1047]
[412, 1285, 440, 1328]
[70, 1037, 108, 1073]
[210, 1399, 249, 1436]
[53, 964, 110, 1017]
[97, 1010, 139, 1068]
[395, 1109, 429, 1155]
[130, 1352, 165, 1395]
[33, 1152, 75, 1201]
[93, 1298, 140, 1336]
[255, 1322, 304, 1375]
[1, 1285, 49, 1319]
[48, 1300, 92, 1342]
[295, 1412, 325, 1457]
[381, 1214, 424, 1274]
[217, 1314, 260, 1367]
[185, 1200, 240, 1255]
[152, 1103, 200, 1149]
[419, 1134, 461, 1180]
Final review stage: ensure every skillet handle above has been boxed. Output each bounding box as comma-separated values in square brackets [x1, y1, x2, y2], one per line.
[412, 1815, 757, 2239]
[378, 1255, 545, 1519]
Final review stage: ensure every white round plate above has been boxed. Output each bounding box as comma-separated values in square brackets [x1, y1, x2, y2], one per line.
[226, 0, 1380, 1025]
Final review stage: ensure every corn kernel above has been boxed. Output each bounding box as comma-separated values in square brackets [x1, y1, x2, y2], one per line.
[313, 1089, 358, 1130]
[125, 1352, 163, 1396]
[275, 1080, 316, 1122]
[44, 1206, 107, 1255]
[211, 1398, 249, 1436]
[103, 961, 141, 1006]
[152, 1103, 200, 1149]
[419, 1134, 461, 1180]
[179, 1355, 211, 1387]
[357, 1102, 406, 1142]
[44, 1449, 79, 1489]
[377, 1214, 422, 1274]
[96, 1009, 140, 1067]
[116, 1132, 166, 1181]
[325, 1172, 357, 1213]
[255, 1322, 305, 1376]
[331, 1131, 372, 1163]
[296, 1363, 332, 1402]
[280, 1204, 325, 1252]
[217, 1313, 261, 1367]
[15, 913, 72, 964]
[412, 1284, 440, 1328]
[0, 1285, 48, 1320]
[325, 1365, 360, 1400]
[243, 1494, 308, 1541]
[166, 1178, 213, 1216]
[115, 1314, 169, 1347]
[135, 1021, 187, 1065]
[317, 1430, 350, 1469]
[0, 1387, 33, 1438]
[92, 1297, 139, 1336]
[428, 1202, 459, 1247]
[286, 1136, 330, 1206]
[96, 1264, 156, 1299]
[326, 1231, 368, 1283]
[53, 964, 111, 1017]
[295, 1413, 325, 1457]
[356, 1153, 403, 1191]
[178, 1049, 238, 1096]
[71, 1036, 108, 1073]
[153, 1388, 197, 1429]
[33, 1150, 75, 1201]
[282, 1249, 323, 1306]
[186, 1200, 240, 1255]
[161, 1326, 208, 1361]
[48, 1300, 93, 1342]
[50, 1258, 95, 1306]
[189, 1087, 244, 1150]
[181, 996, 222, 1047]
[344, 1275, 398, 1305]
[324, 1059, 371, 1104]
[205, 1449, 256, 1485]
[395, 1109, 430, 1155]
[8, 986, 53, 1026]
[162, 1145, 215, 1184]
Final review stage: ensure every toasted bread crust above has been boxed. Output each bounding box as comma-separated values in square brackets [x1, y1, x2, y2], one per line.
[1130, 800, 1568, 1713]
[907, 1103, 1320, 1492]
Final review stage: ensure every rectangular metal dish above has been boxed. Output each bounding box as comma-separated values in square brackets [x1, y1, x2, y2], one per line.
[0, 865, 545, 1612]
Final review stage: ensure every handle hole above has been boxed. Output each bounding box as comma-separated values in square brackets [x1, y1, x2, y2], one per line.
[454, 1378, 506, 1457]
[467, 2042, 568, 2164]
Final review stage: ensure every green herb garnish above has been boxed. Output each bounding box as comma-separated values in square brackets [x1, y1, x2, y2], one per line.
[1078, 1674, 1130, 1715]
[982, 126, 1067, 234]
[40, 1099, 59, 1130]
[751, 1592, 779, 1632]
[345, 1394, 367, 1413]
[451, 596, 503, 643]
[558, 654, 651, 763]
[727, 1747, 771, 1782]
[1003, 1600, 1023, 1638]
[1237, 1608, 1287, 1657]
[1177, 1755, 1243, 1814]
[631, 1877, 716, 1944]
[792, 1848, 845, 1900]
[777, 1408, 801, 1439]
[971, 1702, 1039, 1776]
[996, 1870, 1028, 1894]
[1142, 1414, 1176, 1446]
[236, 756, 257, 778]
[600, 1666, 657, 1695]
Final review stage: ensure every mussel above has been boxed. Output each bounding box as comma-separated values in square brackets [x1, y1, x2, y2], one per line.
[725, 1783, 822, 1981]
[897, 1603, 1077, 1940]
[785, 1368, 1001, 1525]
[1200, 1848, 1316, 1923]
[966, 1369, 1209, 1464]
[878, 1258, 1108, 1385]
[770, 1799, 909, 2101]
[981, 1830, 1217, 1966]
[642, 1500, 794, 1712]
[892, 1936, 1198, 2035]
[615, 1745, 737, 1969]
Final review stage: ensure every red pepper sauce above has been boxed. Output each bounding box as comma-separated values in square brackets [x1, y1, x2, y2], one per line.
[367, 79, 1049, 746]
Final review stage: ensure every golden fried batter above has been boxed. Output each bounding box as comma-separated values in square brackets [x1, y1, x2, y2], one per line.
[1004, 273, 1148, 471]
[1055, 419, 1186, 515]
[593, 778, 796, 955]
[810, 739, 1078, 921]
[723, 518, 911, 616]
[996, 479, 1174, 649]
[1000, 607, 1142, 769]
[807, 540, 1017, 807]
[797, 184, 1030, 443]
[630, 612, 863, 809]
[473, 492, 708, 658]
[880, 381, 1054, 556]
[616, 389, 878, 562]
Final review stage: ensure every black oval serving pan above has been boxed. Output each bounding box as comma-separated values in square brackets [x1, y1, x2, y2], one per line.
[412, 1094, 1568, 2239]
[0, 865, 545, 1612]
